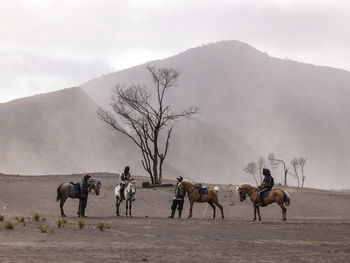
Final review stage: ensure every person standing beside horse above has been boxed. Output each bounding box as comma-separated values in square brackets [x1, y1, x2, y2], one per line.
[78, 174, 91, 217]
[257, 168, 274, 206]
[120, 166, 132, 200]
[168, 176, 185, 219]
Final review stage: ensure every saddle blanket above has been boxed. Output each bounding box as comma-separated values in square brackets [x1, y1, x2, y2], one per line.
[263, 191, 269, 197]
[196, 186, 208, 195]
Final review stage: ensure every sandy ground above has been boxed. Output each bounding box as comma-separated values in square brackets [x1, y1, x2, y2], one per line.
[0, 173, 350, 262]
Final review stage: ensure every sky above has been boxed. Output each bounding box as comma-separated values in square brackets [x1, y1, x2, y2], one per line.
[0, 0, 349, 102]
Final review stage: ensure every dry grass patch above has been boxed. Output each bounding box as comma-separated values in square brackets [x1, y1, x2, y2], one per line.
[3, 221, 14, 230]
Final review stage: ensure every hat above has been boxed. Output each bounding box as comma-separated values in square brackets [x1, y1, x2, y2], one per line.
[84, 174, 91, 179]
[262, 168, 271, 176]
[176, 176, 183, 181]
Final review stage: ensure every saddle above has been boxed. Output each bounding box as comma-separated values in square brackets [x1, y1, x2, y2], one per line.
[70, 182, 80, 191]
[195, 184, 208, 201]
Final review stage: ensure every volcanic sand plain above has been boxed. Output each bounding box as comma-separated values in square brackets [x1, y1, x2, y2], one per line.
[0, 173, 349, 263]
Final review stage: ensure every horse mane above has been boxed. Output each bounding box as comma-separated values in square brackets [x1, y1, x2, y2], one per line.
[183, 179, 194, 184]
[237, 184, 257, 192]
[88, 178, 101, 184]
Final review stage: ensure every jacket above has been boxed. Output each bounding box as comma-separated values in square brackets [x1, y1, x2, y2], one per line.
[173, 184, 185, 200]
[120, 172, 131, 183]
[261, 175, 274, 190]
[80, 178, 90, 197]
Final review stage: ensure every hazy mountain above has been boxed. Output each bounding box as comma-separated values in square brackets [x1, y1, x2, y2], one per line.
[0, 87, 139, 175]
[0, 87, 256, 184]
[82, 40, 350, 189]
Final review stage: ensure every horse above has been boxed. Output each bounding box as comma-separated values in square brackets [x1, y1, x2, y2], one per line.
[114, 179, 136, 217]
[178, 180, 224, 219]
[236, 184, 291, 221]
[56, 178, 102, 217]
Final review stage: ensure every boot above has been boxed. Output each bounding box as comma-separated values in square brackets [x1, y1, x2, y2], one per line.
[168, 209, 176, 218]
[178, 210, 182, 219]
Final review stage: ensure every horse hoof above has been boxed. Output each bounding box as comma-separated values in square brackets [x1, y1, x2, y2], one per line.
[116, 214, 120, 217]
[252, 218, 256, 222]
[61, 215, 66, 218]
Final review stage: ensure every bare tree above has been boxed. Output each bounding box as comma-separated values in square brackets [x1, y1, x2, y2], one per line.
[257, 156, 266, 184]
[290, 158, 300, 187]
[299, 157, 307, 188]
[268, 153, 289, 186]
[98, 66, 198, 185]
[244, 162, 259, 186]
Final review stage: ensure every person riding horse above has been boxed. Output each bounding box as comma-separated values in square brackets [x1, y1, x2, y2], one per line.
[168, 176, 185, 219]
[257, 168, 274, 206]
[119, 166, 132, 200]
[78, 174, 91, 217]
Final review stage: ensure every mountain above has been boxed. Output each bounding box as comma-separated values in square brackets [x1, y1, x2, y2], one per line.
[82, 40, 350, 189]
[0, 87, 139, 175]
[0, 87, 256, 184]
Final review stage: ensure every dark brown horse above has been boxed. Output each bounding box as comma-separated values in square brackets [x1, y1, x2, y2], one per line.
[236, 184, 291, 221]
[178, 180, 224, 219]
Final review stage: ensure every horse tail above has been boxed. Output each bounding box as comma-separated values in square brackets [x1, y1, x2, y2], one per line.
[56, 183, 64, 202]
[283, 190, 291, 206]
[213, 186, 220, 192]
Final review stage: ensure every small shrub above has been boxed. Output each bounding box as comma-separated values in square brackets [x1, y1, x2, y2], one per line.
[50, 229, 55, 234]
[78, 221, 85, 229]
[3, 221, 14, 230]
[62, 218, 67, 225]
[0, 215, 4, 222]
[12, 216, 25, 223]
[37, 225, 48, 233]
[32, 213, 41, 222]
[56, 219, 64, 228]
[97, 223, 111, 231]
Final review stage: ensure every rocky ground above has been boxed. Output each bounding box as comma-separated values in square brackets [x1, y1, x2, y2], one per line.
[0, 173, 349, 262]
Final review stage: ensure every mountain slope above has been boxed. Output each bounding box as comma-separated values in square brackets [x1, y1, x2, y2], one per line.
[81, 40, 350, 188]
[0, 87, 257, 184]
[0, 87, 140, 175]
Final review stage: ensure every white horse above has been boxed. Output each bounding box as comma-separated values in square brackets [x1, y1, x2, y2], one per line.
[114, 179, 136, 217]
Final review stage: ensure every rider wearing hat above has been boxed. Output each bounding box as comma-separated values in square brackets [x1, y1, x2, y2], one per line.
[78, 174, 91, 217]
[257, 168, 274, 206]
[168, 176, 185, 219]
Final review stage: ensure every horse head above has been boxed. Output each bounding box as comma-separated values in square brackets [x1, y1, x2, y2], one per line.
[127, 179, 136, 197]
[236, 185, 246, 202]
[89, 178, 102, 196]
[177, 181, 187, 196]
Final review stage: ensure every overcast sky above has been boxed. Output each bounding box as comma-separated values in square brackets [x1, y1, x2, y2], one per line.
[0, 0, 349, 102]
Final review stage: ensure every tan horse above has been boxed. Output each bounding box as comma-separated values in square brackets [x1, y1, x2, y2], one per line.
[178, 180, 224, 219]
[236, 184, 291, 221]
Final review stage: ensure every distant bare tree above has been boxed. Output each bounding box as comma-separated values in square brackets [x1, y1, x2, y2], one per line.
[268, 153, 289, 186]
[244, 162, 259, 186]
[257, 156, 266, 184]
[299, 157, 307, 188]
[290, 158, 300, 187]
[98, 66, 198, 185]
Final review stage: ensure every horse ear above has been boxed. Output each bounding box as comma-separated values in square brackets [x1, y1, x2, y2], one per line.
[235, 186, 240, 192]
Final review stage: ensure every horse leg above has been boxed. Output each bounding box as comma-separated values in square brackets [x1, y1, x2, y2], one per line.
[253, 204, 257, 221]
[125, 199, 129, 217]
[257, 205, 261, 221]
[213, 200, 224, 220]
[116, 198, 121, 216]
[60, 196, 68, 217]
[188, 200, 194, 219]
[129, 200, 133, 217]
[279, 203, 287, 221]
[208, 200, 216, 219]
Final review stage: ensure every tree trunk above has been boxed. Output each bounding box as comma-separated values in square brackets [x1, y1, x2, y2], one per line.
[284, 170, 288, 186]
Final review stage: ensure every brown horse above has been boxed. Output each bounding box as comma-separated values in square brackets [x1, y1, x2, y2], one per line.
[178, 180, 224, 219]
[236, 184, 291, 221]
